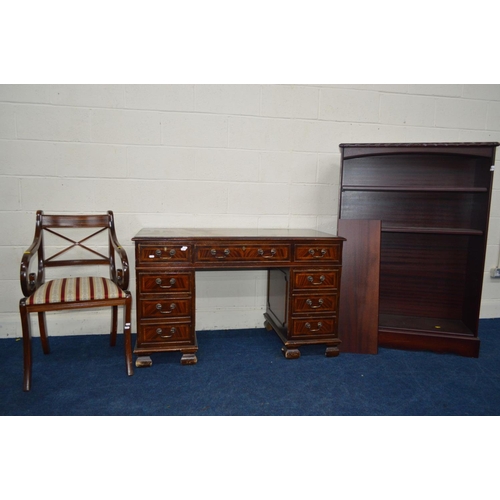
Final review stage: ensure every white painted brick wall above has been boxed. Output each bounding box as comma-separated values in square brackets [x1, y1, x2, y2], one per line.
[162, 113, 228, 147]
[194, 85, 261, 116]
[17, 105, 91, 142]
[261, 85, 319, 119]
[319, 88, 380, 123]
[379, 94, 436, 127]
[91, 109, 162, 145]
[0, 104, 16, 138]
[1, 84, 500, 339]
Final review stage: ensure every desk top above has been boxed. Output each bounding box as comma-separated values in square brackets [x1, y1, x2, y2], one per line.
[133, 228, 342, 241]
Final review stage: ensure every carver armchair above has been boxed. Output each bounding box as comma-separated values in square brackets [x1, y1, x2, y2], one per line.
[19, 211, 133, 391]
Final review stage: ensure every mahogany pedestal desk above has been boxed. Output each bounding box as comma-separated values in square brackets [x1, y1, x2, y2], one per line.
[132, 228, 345, 366]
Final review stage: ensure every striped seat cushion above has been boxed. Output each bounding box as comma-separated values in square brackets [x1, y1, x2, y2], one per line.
[26, 277, 127, 305]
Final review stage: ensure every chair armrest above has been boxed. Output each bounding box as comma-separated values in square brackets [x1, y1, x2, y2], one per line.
[20, 213, 44, 297]
[108, 212, 129, 290]
[111, 242, 130, 290]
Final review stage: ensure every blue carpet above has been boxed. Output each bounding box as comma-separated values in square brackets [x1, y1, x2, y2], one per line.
[1, 319, 500, 415]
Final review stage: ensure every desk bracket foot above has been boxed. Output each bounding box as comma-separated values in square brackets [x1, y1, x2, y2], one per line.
[282, 346, 300, 359]
[136, 355, 153, 368]
[325, 346, 340, 357]
[181, 353, 197, 365]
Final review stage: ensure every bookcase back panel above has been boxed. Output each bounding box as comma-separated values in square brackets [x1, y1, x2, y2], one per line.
[379, 233, 470, 320]
[342, 154, 492, 189]
[341, 191, 489, 232]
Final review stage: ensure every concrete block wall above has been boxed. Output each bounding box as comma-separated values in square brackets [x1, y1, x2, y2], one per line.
[1, 84, 500, 338]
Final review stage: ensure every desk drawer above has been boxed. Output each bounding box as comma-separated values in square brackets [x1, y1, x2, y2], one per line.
[290, 317, 337, 338]
[139, 323, 192, 343]
[138, 272, 192, 294]
[140, 298, 192, 319]
[138, 244, 191, 263]
[294, 244, 341, 263]
[292, 269, 339, 290]
[196, 244, 290, 263]
[292, 293, 338, 314]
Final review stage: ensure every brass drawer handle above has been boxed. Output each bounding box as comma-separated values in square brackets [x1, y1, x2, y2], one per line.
[210, 248, 230, 258]
[154, 249, 176, 258]
[156, 303, 177, 314]
[308, 248, 327, 258]
[155, 277, 176, 289]
[305, 322, 323, 332]
[156, 327, 176, 338]
[306, 298, 324, 309]
[258, 248, 277, 258]
[307, 275, 326, 285]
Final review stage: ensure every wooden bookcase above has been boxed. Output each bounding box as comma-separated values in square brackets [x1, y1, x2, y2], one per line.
[339, 142, 499, 357]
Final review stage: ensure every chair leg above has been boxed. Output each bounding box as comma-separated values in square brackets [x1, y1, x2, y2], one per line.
[124, 295, 133, 376]
[110, 305, 118, 346]
[20, 300, 32, 392]
[38, 312, 50, 354]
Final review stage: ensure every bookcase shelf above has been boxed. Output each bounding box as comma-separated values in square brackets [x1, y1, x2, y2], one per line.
[382, 226, 484, 236]
[339, 142, 499, 357]
[379, 314, 474, 336]
[342, 185, 489, 193]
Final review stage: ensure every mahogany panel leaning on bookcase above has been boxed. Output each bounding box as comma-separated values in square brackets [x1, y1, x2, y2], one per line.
[339, 142, 499, 357]
[337, 219, 380, 354]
